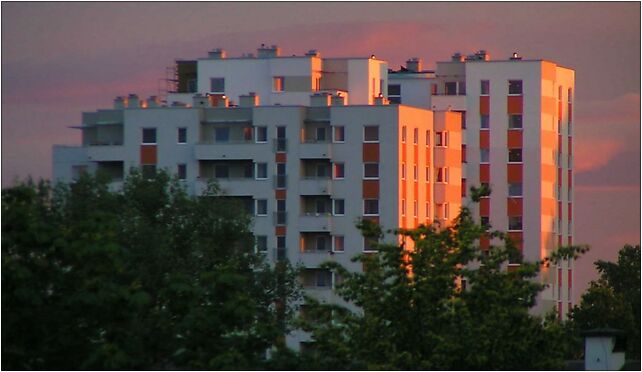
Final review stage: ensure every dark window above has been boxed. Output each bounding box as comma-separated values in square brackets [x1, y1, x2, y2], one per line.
[481, 216, 490, 229]
[508, 149, 523, 163]
[277, 126, 286, 139]
[364, 126, 379, 142]
[333, 126, 345, 142]
[210, 78, 225, 93]
[256, 236, 268, 253]
[364, 163, 379, 179]
[177, 164, 187, 180]
[364, 199, 379, 215]
[256, 126, 267, 142]
[509, 216, 523, 231]
[142, 128, 157, 144]
[363, 237, 379, 251]
[508, 114, 523, 129]
[508, 80, 523, 95]
[256, 163, 268, 179]
[481, 114, 489, 129]
[333, 199, 345, 215]
[388, 84, 401, 95]
[316, 127, 327, 141]
[480, 149, 490, 163]
[481, 80, 490, 95]
[333, 163, 345, 179]
[509, 183, 523, 197]
[256, 199, 268, 215]
[142, 164, 156, 178]
[458, 81, 466, 95]
[388, 96, 401, 104]
[177, 128, 187, 144]
[445, 82, 457, 95]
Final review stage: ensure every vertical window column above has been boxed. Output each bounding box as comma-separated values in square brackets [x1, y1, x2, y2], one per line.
[363, 126, 380, 224]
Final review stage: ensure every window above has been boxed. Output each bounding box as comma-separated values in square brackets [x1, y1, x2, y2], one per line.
[177, 164, 187, 180]
[214, 165, 229, 178]
[142, 128, 157, 144]
[276, 164, 287, 188]
[256, 163, 268, 179]
[363, 237, 378, 252]
[508, 149, 523, 163]
[401, 199, 406, 216]
[462, 144, 467, 163]
[256, 199, 268, 216]
[480, 149, 490, 163]
[364, 163, 379, 179]
[481, 80, 490, 95]
[401, 126, 407, 143]
[333, 163, 345, 179]
[364, 199, 379, 215]
[255, 126, 267, 143]
[430, 83, 438, 95]
[480, 183, 490, 198]
[315, 127, 327, 142]
[401, 163, 406, 180]
[481, 216, 490, 229]
[445, 82, 457, 95]
[425, 166, 430, 182]
[413, 128, 419, 144]
[256, 236, 268, 253]
[436, 167, 449, 183]
[435, 132, 448, 147]
[458, 81, 466, 95]
[364, 126, 379, 142]
[509, 216, 523, 231]
[315, 199, 327, 214]
[413, 165, 418, 181]
[333, 126, 345, 142]
[277, 126, 286, 139]
[316, 164, 328, 178]
[508, 182, 523, 197]
[444, 203, 449, 219]
[333, 199, 345, 216]
[276, 126, 287, 152]
[567, 88, 573, 102]
[333, 236, 345, 253]
[273, 76, 284, 92]
[215, 127, 230, 142]
[177, 127, 187, 144]
[388, 84, 401, 104]
[508, 114, 523, 129]
[276, 236, 287, 260]
[142, 164, 156, 179]
[508, 80, 523, 95]
[480, 114, 490, 129]
[414, 201, 418, 218]
[210, 77, 225, 93]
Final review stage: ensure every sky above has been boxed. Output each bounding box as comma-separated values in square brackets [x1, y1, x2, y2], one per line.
[1, 2, 640, 297]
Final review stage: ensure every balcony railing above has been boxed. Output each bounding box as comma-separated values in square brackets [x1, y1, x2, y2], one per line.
[273, 138, 288, 152]
[197, 139, 253, 145]
[274, 175, 288, 189]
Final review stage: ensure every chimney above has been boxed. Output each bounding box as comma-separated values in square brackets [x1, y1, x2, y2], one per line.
[128, 94, 141, 108]
[208, 48, 226, 59]
[192, 93, 210, 108]
[406, 57, 423, 72]
[310, 93, 331, 107]
[146, 96, 160, 108]
[465, 50, 491, 61]
[510, 52, 522, 61]
[451, 52, 464, 62]
[257, 44, 281, 58]
[114, 96, 126, 109]
[374, 93, 388, 106]
[217, 95, 229, 108]
[305, 49, 320, 58]
[331, 93, 345, 106]
[239, 92, 260, 107]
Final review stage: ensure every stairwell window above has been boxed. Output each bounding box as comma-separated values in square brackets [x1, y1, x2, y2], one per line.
[256, 199, 268, 216]
[436, 167, 449, 183]
[481, 80, 490, 95]
[480, 149, 490, 163]
[508, 114, 523, 129]
[364, 163, 379, 179]
[333, 163, 345, 179]
[177, 128, 187, 144]
[508, 149, 523, 163]
[364, 126, 379, 142]
[481, 114, 490, 129]
[435, 131, 448, 147]
[333, 126, 345, 143]
[509, 216, 523, 231]
[508, 183, 523, 197]
[255, 163, 268, 179]
[364, 199, 379, 216]
[333, 236, 345, 253]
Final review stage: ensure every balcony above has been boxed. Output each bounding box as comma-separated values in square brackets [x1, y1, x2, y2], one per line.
[299, 178, 331, 195]
[194, 140, 256, 160]
[430, 95, 466, 111]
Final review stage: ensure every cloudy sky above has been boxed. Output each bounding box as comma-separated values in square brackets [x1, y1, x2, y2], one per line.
[2, 2, 640, 296]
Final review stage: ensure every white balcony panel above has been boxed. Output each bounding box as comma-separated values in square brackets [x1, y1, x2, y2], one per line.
[431, 95, 466, 111]
[298, 215, 332, 232]
[298, 179, 332, 195]
[195, 178, 267, 196]
[298, 143, 332, 159]
[86, 145, 125, 161]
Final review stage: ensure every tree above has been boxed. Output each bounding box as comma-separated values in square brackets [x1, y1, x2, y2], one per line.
[2, 171, 300, 370]
[298, 187, 578, 370]
[569, 244, 640, 359]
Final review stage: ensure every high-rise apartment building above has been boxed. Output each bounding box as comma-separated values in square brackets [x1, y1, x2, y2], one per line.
[389, 50, 575, 318]
[53, 46, 575, 345]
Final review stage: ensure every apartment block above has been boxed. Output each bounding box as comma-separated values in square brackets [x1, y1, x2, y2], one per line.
[389, 50, 575, 318]
[53, 45, 575, 342]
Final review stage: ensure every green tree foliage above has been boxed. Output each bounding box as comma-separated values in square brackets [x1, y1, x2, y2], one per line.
[2, 171, 299, 370]
[298, 187, 574, 370]
[569, 244, 641, 359]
